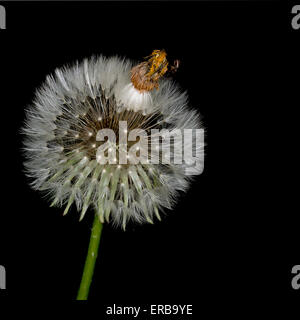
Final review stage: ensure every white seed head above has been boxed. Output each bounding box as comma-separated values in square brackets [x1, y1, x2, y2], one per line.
[22, 55, 204, 229]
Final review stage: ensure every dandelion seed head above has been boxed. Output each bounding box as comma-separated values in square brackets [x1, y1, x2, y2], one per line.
[22, 54, 204, 229]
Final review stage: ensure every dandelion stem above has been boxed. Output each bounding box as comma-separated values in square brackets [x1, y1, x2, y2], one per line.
[77, 214, 103, 300]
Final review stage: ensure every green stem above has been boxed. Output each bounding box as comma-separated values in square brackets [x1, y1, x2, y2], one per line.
[77, 214, 103, 300]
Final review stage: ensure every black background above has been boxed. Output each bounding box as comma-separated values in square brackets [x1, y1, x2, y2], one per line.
[0, 0, 295, 315]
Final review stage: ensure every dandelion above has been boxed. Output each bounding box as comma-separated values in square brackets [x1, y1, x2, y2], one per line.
[22, 50, 204, 299]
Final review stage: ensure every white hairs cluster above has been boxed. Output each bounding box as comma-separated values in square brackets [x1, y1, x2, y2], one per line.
[22, 55, 204, 229]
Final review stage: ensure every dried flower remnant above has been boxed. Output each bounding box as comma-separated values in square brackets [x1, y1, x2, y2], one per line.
[130, 49, 169, 92]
